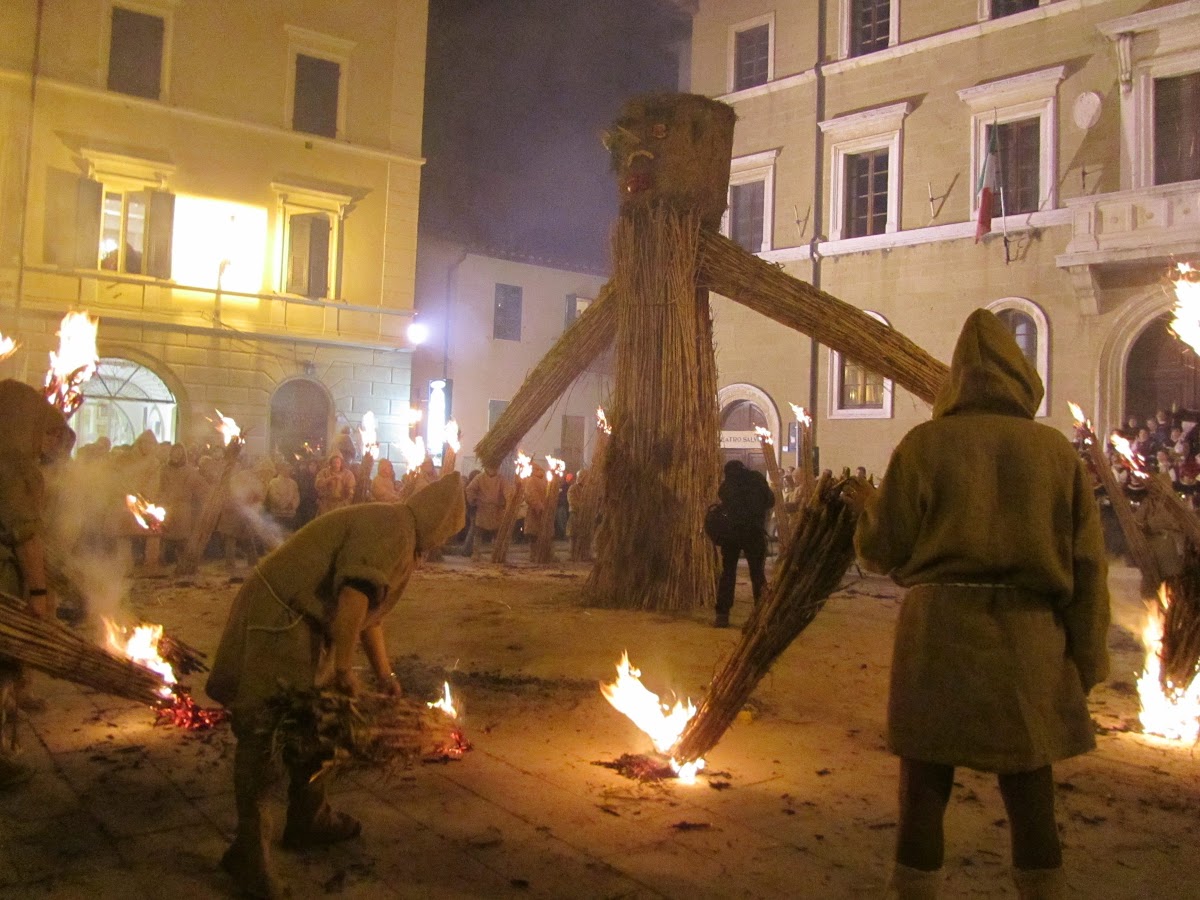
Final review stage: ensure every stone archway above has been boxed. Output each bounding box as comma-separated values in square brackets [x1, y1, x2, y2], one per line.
[717, 383, 782, 473]
[270, 378, 333, 460]
[1100, 286, 1180, 437]
[77, 357, 179, 447]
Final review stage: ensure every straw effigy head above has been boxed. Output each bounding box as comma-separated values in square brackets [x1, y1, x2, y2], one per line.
[603, 93, 736, 231]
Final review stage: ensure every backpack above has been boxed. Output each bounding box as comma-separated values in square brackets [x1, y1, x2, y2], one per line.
[704, 502, 737, 545]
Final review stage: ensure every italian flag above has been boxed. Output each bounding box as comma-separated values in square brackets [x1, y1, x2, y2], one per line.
[975, 125, 999, 243]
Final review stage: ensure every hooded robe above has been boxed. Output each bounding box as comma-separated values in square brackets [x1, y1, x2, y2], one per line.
[206, 472, 466, 713]
[854, 310, 1110, 773]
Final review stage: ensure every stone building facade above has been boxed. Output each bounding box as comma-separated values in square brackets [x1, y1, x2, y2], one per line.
[0, 0, 428, 462]
[689, 0, 1200, 476]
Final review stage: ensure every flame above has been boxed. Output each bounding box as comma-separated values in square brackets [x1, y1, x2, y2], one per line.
[404, 406, 423, 427]
[596, 407, 611, 435]
[427, 681, 458, 718]
[600, 652, 705, 783]
[209, 409, 241, 446]
[545, 455, 566, 481]
[789, 403, 811, 427]
[445, 419, 461, 453]
[402, 435, 427, 471]
[103, 618, 176, 698]
[1067, 401, 1089, 430]
[125, 494, 166, 530]
[1137, 587, 1200, 743]
[754, 426, 773, 445]
[43, 311, 99, 416]
[515, 451, 533, 480]
[1108, 432, 1146, 475]
[359, 411, 379, 456]
[1168, 263, 1200, 354]
[0, 332, 17, 360]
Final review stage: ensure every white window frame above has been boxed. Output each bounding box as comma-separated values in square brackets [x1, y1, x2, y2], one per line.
[722, 149, 779, 254]
[726, 13, 775, 95]
[839, 0, 900, 61]
[820, 101, 910, 242]
[977, 0, 1051, 24]
[986, 297, 1050, 418]
[828, 311, 894, 420]
[79, 147, 175, 275]
[957, 66, 1065, 222]
[284, 25, 355, 139]
[270, 182, 353, 299]
[101, 0, 179, 102]
[1098, 5, 1200, 190]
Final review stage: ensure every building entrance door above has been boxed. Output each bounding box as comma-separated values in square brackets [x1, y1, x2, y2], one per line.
[719, 399, 767, 472]
[270, 379, 331, 459]
[76, 358, 177, 447]
[1124, 314, 1200, 421]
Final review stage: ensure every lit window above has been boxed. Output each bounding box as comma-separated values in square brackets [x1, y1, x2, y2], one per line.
[1154, 71, 1200, 186]
[100, 190, 147, 274]
[727, 15, 774, 94]
[272, 181, 354, 300]
[565, 294, 592, 330]
[494, 284, 522, 342]
[830, 311, 893, 420]
[170, 196, 267, 293]
[851, 0, 891, 57]
[107, 6, 164, 100]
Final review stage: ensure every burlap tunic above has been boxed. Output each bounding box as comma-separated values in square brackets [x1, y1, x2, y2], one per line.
[855, 310, 1110, 774]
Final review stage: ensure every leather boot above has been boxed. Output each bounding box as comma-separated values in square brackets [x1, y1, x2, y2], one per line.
[281, 763, 361, 850]
[885, 863, 942, 899]
[1012, 866, 1067, 899]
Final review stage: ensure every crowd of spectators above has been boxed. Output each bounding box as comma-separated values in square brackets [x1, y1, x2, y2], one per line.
[1108, 407, 1200, 506]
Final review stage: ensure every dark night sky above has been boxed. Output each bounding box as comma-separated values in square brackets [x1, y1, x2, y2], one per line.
[420, 0, 689, 273]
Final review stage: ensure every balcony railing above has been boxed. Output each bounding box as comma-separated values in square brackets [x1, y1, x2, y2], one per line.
[2, 264, 414, 350]
[1057, 179, 1200, 269]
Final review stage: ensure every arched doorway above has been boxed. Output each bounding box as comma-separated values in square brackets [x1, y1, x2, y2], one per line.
[75, 357, 177, 447]
[720, 399, 768, 472]
[1124, 314, 1200, 421]
[270, 379, 332, 460]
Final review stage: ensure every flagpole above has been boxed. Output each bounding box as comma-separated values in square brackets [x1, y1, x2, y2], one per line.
[994, 113, 1011, 264]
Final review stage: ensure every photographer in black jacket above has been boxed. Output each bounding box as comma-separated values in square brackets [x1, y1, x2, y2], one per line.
[711, 459, 775, 628]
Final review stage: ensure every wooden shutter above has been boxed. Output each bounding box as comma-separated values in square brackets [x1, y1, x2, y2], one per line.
[145, 189, 174, 279]
[307, 215, 330, 298]
[73, 177, 103, 268]
[287, 214, 312, 294]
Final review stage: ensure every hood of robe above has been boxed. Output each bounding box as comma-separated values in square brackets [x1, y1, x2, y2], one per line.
[405, 471, 466, 550]
[0, 379, 72, 461]
[932, 309, 1043, 420]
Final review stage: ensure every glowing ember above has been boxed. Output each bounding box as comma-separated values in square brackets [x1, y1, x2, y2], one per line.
[359, 410, 379, 456]
[43, 311, 99, 417]
[596, 407, 611, 435]
[754, 426, 773, 445]
[1168, 263, 1200, 354]
[209, 409, 242, 446]
[444, 419, 461, 453]
[427, 681, 458, 718]
[156, 690, 229, 730]
[600, 652, 705, 783]
[515, 451, 533, 480]
[789, 403, 811, 427]
[125, 493, 166, 531]
[545, 455, 566, 481]
[1137, 587, 1200, 743]
[0, 332, 17, 360]
[103, 618, 176, 698]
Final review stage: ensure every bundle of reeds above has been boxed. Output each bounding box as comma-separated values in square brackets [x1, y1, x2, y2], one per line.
[353, 451, 374, 504]
[698, 231, 947, 406]
[0, 590, 167, 705]
[672, 473, 864, 763]
[584, 207, 721, 612]
[475, 284, 617, 470]
[531, 471, 562, 565]
[1160, 557, 1200, 692]
[757, 432, 793, 550]
[569, 425, 608, 563]
[263, 687, 462, 779]
[491, 474, 526, 565]
[176, 437, 244, 576]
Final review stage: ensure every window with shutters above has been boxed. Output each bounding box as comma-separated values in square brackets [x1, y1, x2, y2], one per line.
[106, 3, 172, 101]
[272, 182, 352, 300]
[285, 26, 353, 141]
[820, 102, 910, 242]
[44, 149, 175, 277]
[724, 149, 778, 254]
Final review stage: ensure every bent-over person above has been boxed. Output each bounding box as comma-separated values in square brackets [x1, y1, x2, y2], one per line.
[854, 310, 1110, 899]
[206, 473, 465, 898]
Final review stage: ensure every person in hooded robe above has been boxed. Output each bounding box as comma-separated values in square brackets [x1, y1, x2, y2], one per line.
[0, 380, 74, 786]
[206, 472, 466, 899]
[854, 310, 1110, 900]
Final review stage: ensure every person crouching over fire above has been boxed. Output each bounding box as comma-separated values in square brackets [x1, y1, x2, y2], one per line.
[207, 472, 465, 899]
[854, 310, 1109, 899]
